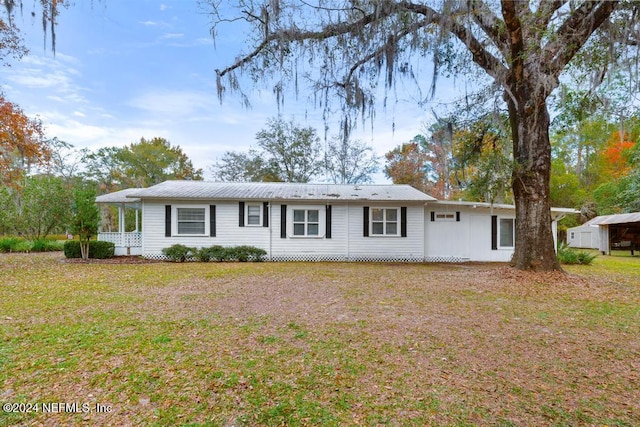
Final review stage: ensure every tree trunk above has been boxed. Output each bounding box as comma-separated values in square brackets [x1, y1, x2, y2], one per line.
[507, 89, 562, 271]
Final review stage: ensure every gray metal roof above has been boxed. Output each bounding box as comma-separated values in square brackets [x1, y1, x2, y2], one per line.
[95, 188, 142, 204]
[125, 180, 436, 202]
[431, 200, 579, 215]
[589, 212, 640, 225]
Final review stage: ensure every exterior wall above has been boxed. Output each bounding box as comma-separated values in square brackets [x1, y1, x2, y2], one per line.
[567, 225, 600, 249]
[425, 206, 516, 262]
[142, 200, 271, 257]
[142, 200, 425, 261]
[347, 202, 425, 261]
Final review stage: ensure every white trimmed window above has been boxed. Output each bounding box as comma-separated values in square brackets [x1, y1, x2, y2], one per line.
[176, 207, 206, 235]
[499, 218, 515, 248]
[371, 207, 399, 236]
[246, 204, 262, 226]
[293, 209, 319, 236]
[435, 212, 456, 221]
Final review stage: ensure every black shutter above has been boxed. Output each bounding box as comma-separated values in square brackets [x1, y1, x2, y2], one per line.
[491, 215, 498, 250]
[430, 211, 435, 222]
[263, 202, 269, 227]
[401, 207, 407, 237]
[210, 205, 216, 237]
[363, 206, 369, 237]
[456, 211, 461, 222]
[239, 202, 245, 227]
[280, 204, 287, 238]
[325, 205, 332, 239]
[165, 205, 171, 237]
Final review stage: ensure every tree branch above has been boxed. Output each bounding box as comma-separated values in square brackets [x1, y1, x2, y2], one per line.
[468, 0, 509, 57]
[542, 0, 619, 79]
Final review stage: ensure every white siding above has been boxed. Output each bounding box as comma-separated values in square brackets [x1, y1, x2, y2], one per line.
[142, 200, 425, 261]
[425, 206, 516, 262]
[142, 200, 271, 257]
[347, 203, 425, 261]
[567, 225, 600, 249]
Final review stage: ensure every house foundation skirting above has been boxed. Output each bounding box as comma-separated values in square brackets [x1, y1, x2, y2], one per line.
[140, 253, 466, 263]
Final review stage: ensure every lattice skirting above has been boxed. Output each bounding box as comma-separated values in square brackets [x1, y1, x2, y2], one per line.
[142, 253, 467, 263]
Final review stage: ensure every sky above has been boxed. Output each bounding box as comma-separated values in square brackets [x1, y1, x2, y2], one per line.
[1, 0, 466, 182]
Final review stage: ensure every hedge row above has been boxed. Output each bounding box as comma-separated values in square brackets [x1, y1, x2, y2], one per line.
[0, 237, 64, 253]
[63, 241, 115, 259]
[162, 244, 267, 262]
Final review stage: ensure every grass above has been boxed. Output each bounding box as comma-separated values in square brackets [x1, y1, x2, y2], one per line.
[0, 253, 639, 426]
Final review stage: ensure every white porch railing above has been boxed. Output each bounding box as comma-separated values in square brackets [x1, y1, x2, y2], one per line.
[98, 232, 142, 248]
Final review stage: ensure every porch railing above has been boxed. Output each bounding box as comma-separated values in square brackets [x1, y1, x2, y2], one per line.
[98, 232, 142, 248]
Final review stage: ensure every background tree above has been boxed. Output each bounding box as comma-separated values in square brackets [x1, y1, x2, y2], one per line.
[452, 114, 513, 204]
[210, 1, 639, 271]
[0, 94, 49, 185]
[116, 137, 203, 187]
[70, 187, 100, 260]
[384, 140, 430, 192]
[10, 174, 71, 240]
[255, 117, 323, 183]
[83, 138, 203, 191]
[211, 150, 277, 182]
[213, 117, 323, 183]
[325, 136, 378, 184]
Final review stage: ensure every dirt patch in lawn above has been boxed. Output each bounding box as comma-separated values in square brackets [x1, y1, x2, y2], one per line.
[3, 255, 639, 426]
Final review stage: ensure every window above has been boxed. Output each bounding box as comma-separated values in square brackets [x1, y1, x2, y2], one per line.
[177, 208, 205, 235]
[293, 209, 319, 236]
[371, 208, 399, 236]
[570, 231, 575, 240]
[435, 212, 456, 221]
[499, 218, 514, 248]
[246, 204, 262, 225]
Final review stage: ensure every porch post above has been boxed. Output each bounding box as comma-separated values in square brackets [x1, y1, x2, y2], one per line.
[135, 209, 139, 232]
[119, 203, 126, 244]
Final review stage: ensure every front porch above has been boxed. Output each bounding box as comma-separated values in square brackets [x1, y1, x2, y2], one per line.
[95, 188, 142, 256]
[98, 231, 142, 256]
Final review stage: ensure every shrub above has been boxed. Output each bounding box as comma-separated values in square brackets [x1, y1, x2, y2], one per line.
[31, 239, 64, 252]
[193, 246, 216, 262]
[0, 237, 22, 253]
[63, 241, 115, 259]
[174, 245, 267, 262]
[162, 244, 195, 262]
[557, 242, 597, 265]
[227, 245, 267, 262]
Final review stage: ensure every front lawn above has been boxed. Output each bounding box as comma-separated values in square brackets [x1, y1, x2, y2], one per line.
[1, 253, 638, 426]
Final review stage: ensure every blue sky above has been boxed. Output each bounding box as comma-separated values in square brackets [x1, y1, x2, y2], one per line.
[1, 0, 464, 182]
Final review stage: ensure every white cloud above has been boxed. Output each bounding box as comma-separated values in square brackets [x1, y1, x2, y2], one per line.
[127, 90, 215, 117]
[161, 33, 184, 40]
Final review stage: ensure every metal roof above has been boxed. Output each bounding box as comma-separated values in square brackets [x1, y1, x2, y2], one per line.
[430, 200, 579, 215]
[125, 180, 437, 202]
[589, 212, 640, 225]
[95, 188, 142, 204]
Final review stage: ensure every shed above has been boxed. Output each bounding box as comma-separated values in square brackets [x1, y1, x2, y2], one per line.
[590, 212, 640, 255]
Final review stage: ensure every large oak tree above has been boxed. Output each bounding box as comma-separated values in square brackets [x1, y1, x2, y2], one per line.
[209, 0, 639, 271]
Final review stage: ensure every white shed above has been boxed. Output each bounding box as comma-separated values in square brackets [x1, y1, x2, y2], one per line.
[567, 217, 602, 249]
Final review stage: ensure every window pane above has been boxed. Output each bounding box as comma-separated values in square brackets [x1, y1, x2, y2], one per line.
[386, 222, 397, 235]
[177, 208, 204, 221]
[293, 210, 305, 222]
[307, 210, 319, 222]
[247, 205, 261, 224]
[178, 222, 205, 234]
[371, 208, 384, 221]
[372, 222, 384, 235]
[386, 209, 397, 221]
[307, 224, 319, 236]
[500, 218, 514, 247]
[293, 223, 305, 235]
